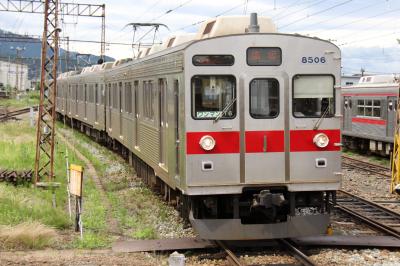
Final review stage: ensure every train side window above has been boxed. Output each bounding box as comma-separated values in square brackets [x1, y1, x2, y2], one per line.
[249, 78, 279, 119]
[125, 82, 132, 113]
[191, 75, 236, 120]
[112, 83, 118, 109]
[357, 99, 381, 118]
[143, 81, 154, 120]
[293, 75, 334, 118]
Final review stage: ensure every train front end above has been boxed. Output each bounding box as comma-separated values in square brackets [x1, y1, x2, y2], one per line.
[182, 15, 342, 239]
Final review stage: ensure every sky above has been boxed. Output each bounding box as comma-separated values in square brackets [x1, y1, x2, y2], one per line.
[0, 0, 399, 75]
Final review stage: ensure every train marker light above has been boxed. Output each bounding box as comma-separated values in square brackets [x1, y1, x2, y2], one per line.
[313, 133, 329, 148]
[199, 135, 216, 151]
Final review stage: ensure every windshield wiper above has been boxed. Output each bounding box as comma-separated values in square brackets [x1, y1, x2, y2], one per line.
[313, 106, 330, 130]
[213, 97, 236, 123]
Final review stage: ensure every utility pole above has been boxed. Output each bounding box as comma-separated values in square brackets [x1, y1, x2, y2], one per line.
[34, 0, 60, 184]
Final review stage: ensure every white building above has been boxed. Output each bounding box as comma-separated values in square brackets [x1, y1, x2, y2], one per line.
[341, 74, 362, 86]
[0, 60, 29, 91]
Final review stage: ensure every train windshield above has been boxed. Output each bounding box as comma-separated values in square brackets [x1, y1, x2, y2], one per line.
[292, 75, 334, 118]
[192, 75, 236, 119]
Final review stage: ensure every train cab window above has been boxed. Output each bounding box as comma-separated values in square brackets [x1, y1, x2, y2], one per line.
[249, 79, 279, 118]
[191, 75, 236, 120]
[293, 75, 334, 118]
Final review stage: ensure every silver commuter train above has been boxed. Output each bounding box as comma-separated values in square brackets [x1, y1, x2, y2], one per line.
[56, 14, 342, 240]
[342, 75, 400, 156]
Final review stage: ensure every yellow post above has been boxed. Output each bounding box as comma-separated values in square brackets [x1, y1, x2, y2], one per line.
[391, 95, 400, 194]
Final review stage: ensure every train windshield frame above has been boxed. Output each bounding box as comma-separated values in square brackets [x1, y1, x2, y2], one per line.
[292, 74, 335, 118]
[191, 75, 236, 120]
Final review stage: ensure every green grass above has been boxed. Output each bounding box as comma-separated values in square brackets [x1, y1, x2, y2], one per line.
[57, 123, 168, 240]
[0, 91, 39, 109]
[71, 177, 112, 249]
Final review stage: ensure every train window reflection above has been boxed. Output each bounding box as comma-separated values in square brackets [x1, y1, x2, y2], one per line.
[249, 79, 279, 119]
[293, 75, 334, 118]
[191, 75, 236, 120]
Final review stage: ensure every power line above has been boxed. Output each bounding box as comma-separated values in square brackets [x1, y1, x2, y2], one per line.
[278, 0, 353, 30]
[338, 30, 400, 47]
[314, 5, 400, 34]
[174, 2, 245, 32]
[149, 0, 193, 23]
[262, 0, 319, 18]
[302, 1, 381, 32]
[273, 0, 327, 21]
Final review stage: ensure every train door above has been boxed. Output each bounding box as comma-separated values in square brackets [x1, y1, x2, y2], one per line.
[174, 80, 180, 177]
[387, 96, 397, 138]
[245, 77, 285, 183]
[158, 79, 167, 167]
[108, 84, 112, 131]
[134, 81, 139, 147]
[95, 83, 98, 123]
[119, 82, 123, 137]
[66, 85, 69, 114]
[343, 96, 352, 131]
[84, 84, 87, 119]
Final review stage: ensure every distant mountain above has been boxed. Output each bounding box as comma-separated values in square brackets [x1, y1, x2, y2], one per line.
[0, 29, 115, 80]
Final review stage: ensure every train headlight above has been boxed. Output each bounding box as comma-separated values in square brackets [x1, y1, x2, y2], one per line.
[313, 133, 329, 148]
[199, 135, 216, 151]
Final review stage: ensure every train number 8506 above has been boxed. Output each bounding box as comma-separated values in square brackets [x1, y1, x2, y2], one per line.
[301, 56, 326, 64]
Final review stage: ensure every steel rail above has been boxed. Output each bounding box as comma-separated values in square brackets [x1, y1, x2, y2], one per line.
[277, 239, 317, 266]
[335, 190, 400, 239]
[0, 106, 37, 122]
[216, 240, 245, 266]
[342, 155, 391, 178]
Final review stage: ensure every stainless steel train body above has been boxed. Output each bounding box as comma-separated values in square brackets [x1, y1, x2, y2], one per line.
[341, 75, 399, 155]
[56, 15, 342, 240]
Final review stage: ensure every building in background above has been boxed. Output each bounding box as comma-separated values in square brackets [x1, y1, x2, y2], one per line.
[0, 60, 30, 91]
[341, 74, 362, 86]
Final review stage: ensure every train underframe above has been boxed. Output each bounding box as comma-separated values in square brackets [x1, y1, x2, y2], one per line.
[58, 113, 336, 240]
[343, 135, 393, 157]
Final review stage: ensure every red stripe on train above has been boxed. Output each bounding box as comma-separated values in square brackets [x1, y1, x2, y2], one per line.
[186, 131, 240, 154]
[352, 117, 387, 125]
[245, 131, 284, 153]
[290, 129, 341, 152]
[187, 129, 341, 154]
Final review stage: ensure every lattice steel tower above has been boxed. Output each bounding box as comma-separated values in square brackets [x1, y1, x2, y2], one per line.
[34, 0, 60, 183]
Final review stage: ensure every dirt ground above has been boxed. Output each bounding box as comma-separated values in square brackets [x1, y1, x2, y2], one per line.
[0, 249, 166, 266]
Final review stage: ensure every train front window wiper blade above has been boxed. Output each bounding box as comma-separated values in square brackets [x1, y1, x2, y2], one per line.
[213, 97, 236, 123]
[313, 106, 330, 130]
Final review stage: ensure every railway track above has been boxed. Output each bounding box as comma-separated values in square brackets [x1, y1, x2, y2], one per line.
[335, 190, 400, 239]
[277, 239, 317, 266]
[341, 155, 391, 178]
[0, 106, 37, 122]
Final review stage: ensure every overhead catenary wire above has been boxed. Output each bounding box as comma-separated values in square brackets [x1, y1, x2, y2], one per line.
[148, 0, 194, 23]
[278, 0, 353, 30]
[312, 5, 400, 35]
[273, 0, 327, 21]
[173, 2, 246, 32]
[301, 1, 381, 32]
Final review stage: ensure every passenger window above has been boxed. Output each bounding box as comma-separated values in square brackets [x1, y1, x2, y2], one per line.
[191, 75, 236, 120]
[293, 75, 334, 118]
[249, 79, 279, 118]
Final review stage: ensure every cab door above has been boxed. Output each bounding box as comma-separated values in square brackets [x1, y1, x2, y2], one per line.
[387, 96, 397, 138]
[245, 77, 286, 183]
[343, 96, 352, 131]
